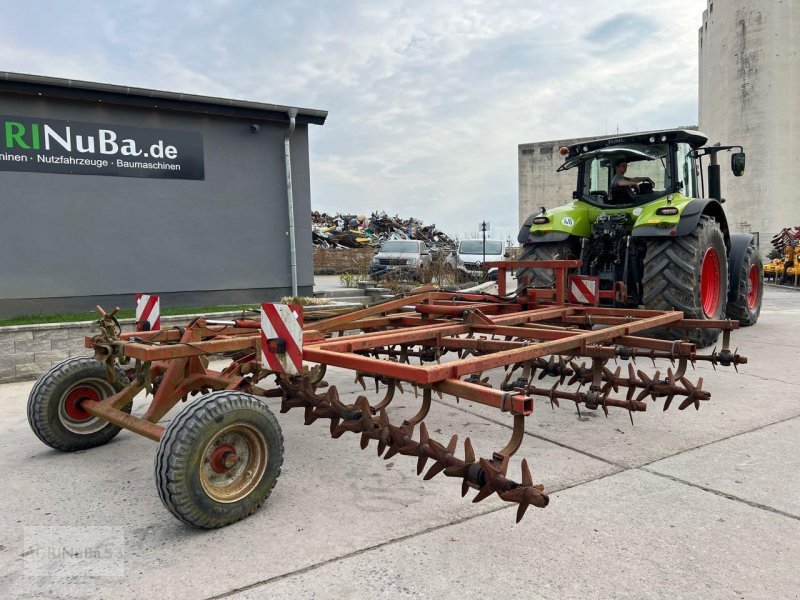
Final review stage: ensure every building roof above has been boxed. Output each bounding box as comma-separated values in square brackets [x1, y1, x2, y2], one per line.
[0, 71, 327, 126]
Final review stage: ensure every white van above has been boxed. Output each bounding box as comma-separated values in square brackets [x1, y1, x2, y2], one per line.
[446, 239, 507, 281]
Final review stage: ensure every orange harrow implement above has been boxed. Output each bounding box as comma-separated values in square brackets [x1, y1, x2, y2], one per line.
[26, 261, 747, 528]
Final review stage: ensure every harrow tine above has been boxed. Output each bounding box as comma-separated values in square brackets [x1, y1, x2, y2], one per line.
[376, 409, 390, 456]
[416, 422, 431, 475]
[423, 434, 458, 480]
[558, 356, 568, 385]
[549, 382, 560, 409]
[464, 437, 475, 463]
[472, 454, 510, 503]
[424, 460, 447, 481]
[499, 459, 549, 522]
[354, 372, 366, 390]
[443, 437, 477, 497]
[662, 368, 676, 411]
[600, 389, 610, 417]
[635, 370, 652, 403]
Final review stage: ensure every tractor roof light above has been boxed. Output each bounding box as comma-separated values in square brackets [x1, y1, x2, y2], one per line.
[559, 146, 569, 155]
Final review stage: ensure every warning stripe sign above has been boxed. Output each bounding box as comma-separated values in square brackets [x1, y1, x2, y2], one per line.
[135, 294, 160, 331]
[260, 303, 304, 375]
[569, 276, 599, 305]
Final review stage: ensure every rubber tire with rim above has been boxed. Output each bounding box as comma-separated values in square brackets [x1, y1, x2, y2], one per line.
[515, 241, 577, 290]
[642, 215, 728, 348]
[726, 243, 763, 326]
[27, 357, 132, 452]
[154, 391, 284, 529]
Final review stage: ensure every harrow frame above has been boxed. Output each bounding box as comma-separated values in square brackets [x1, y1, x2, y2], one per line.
[33, 260, 748, 526]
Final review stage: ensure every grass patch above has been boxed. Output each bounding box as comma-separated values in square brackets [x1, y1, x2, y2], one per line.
[280, 296, 332, 306]
[0, 304, 261, 328]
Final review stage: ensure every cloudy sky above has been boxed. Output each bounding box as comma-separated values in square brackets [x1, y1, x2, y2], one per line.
[2, 0, 707, 242]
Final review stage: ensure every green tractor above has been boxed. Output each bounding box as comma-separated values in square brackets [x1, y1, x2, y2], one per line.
[517, 129, 762, 347]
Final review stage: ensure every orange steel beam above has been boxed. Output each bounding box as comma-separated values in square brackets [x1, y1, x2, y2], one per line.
[312, 323, 468, 353]
[468, 325, 579, 340]
[489, 306, 577, 325]
[424, 311, 683, 381]
[306, 311, 683, 384]
[82, 401, 164, 442]
[310, 292, 433, 333]
[433, 378, 533, 415]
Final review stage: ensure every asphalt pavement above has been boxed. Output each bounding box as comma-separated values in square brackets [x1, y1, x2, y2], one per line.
[0, 286, 798, 599]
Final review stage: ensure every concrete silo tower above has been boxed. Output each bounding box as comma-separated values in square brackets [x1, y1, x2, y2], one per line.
[699, 0, 799, 244]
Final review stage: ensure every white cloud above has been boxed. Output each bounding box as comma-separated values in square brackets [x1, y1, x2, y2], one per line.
[0, 0, 707, 242]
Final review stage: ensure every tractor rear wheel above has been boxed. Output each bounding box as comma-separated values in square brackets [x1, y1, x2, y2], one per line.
[515, 242, 577, 290]
[154, 391, 283, 528]
[726, 244, 763, 326]
[642, 215, 727, 348]
[27, 357, 132, 452]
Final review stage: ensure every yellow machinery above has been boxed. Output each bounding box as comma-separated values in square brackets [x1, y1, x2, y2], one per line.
[767, 228, 800, 285]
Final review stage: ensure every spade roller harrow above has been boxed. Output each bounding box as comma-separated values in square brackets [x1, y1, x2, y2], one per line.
[26, 260, 747, 528]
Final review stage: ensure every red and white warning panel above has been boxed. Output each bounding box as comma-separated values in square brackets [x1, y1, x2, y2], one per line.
[568, 275, 599, 306]
[260, 303, 304, 375]
[136, 294, 161, 331]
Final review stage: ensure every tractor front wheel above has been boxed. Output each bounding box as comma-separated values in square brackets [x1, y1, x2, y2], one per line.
[154, 391, 284, 529]
[642, 215, 728, 348]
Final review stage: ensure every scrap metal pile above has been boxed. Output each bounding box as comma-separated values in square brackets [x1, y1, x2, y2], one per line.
[27, 260, 747, 528]
[765, 227, 800, 284]
[312, 210, 455, 251]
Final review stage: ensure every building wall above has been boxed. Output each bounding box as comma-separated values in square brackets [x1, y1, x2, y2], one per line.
[699, 0, 800, 243]
[0, 94, 314, 317]
[517, 136, 598, 228]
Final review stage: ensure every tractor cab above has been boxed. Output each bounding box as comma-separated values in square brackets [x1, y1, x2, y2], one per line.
[557, 129, 708, 209]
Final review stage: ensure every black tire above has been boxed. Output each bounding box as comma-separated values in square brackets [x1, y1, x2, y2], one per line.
[643, 215, 728, 348]
[726, 244, 763, 326]
[154, 391, 284, 529]
[27, 357, 132, 452]
[515, 242, 577, 289]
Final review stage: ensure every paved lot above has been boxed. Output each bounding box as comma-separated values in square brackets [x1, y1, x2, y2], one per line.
[1, 287, 799, 599]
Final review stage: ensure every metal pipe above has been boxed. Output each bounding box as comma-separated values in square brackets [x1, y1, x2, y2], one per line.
[708, 150, 721, 200]
[284, 109, 298, 297]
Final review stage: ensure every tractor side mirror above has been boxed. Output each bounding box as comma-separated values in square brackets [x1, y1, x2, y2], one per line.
[731, 152, 746, 177]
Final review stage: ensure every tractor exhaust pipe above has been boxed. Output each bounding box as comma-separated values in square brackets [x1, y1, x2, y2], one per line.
[708, 150, 721, 201]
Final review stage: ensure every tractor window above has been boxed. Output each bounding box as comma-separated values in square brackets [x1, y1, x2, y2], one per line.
[676, 142, 697, 198]
[581, 144, 670, 204]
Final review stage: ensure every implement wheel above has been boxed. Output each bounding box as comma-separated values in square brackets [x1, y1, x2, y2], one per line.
[643, 215, 728, 348]
[154, 391, 284, 529]
[27, 357, 132, 452]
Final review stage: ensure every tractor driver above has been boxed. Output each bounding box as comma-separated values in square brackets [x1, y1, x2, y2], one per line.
[611, 159, 654, 192]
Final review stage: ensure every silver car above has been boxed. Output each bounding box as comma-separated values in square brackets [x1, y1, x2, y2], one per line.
[369, 240, 431, 279]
